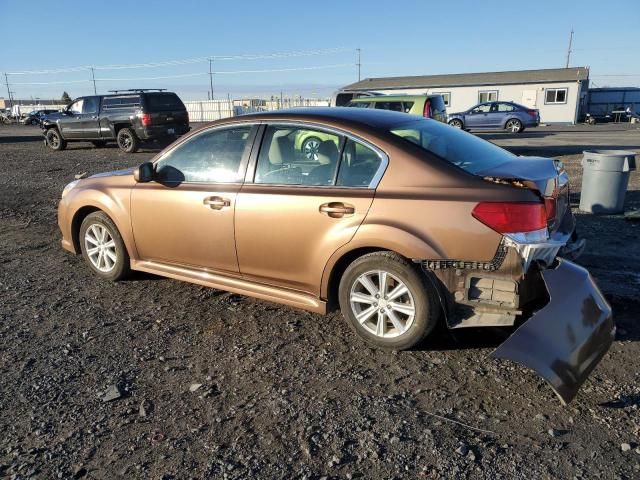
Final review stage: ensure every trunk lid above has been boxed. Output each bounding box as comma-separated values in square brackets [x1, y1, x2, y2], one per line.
[476, 156, 570, 235]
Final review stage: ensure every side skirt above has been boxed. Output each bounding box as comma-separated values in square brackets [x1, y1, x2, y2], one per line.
[131, 260, 327, 315]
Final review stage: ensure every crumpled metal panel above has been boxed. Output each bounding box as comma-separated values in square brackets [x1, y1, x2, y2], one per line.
[491, 258, 614, 404]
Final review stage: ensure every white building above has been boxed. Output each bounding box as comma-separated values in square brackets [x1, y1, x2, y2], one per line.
[336, 67, 590, 124]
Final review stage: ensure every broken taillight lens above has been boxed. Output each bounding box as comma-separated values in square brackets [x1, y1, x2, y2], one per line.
[472, 202, 547, 233]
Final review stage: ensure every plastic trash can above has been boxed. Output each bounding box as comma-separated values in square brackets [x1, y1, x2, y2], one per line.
[579, 150, 636, 214]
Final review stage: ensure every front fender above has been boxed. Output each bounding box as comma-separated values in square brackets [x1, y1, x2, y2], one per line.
[320, 224, 444, 299]
[61, 186, 136, 259]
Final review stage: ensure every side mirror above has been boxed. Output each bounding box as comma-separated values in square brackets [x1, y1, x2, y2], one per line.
[134, 162, 154, 183]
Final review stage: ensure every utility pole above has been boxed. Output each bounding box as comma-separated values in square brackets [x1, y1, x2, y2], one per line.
[4, 73, 13, 109]
[565, 29, 574, 68]
[208, 58, 214, 100]
[356, 48, 361, 81]
[90, 67, 97, 95]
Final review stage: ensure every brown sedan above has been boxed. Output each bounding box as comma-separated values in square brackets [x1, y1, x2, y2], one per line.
[58, 108, 614, 403]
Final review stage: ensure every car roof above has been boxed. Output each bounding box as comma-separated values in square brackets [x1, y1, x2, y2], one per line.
[350, 94, 435, 102]
[225, 107, 421, 130]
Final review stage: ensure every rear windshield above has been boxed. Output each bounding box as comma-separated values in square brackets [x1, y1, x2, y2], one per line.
[144, 92, 185, 112]
[389, 118, 515, 174]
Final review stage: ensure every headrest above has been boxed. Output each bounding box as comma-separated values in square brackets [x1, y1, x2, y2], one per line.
[317, 140, 339, 166]
[268, 135, 290, 165]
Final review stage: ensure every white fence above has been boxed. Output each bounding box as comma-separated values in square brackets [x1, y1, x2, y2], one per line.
[184, 98, 330, 122]
[11, 104, 66, 117]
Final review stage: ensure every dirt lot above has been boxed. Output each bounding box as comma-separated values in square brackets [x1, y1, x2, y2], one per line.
[1, 123, 639, 479]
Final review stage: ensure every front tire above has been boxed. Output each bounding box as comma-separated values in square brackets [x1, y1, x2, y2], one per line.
[505, 118, 523, 133]
[338, 252, 439, 350]
[448, 119, 463, 129]
[45, 129, 67, 151]
[79, 211, 131, 281]
[117, 128, 140, 153]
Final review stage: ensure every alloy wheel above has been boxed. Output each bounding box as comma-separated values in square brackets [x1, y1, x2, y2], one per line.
[506, 120, 521, 133]
[84, 224, 117, 273]
[349, 270, 416, 338]
[302, 138, 320, 160]
[119, 132, 132, 149]
[48, 132, 60, 148]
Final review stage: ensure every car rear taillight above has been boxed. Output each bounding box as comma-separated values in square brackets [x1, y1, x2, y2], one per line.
[423, 100, 431, 118]
[544, 197, 556, 222]
[472, 202, 547, 233]
[526, 109, 538, 117]
[138, 113, 152, 126]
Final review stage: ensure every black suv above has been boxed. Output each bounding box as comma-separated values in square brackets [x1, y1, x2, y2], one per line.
[42, 89, 190, 153]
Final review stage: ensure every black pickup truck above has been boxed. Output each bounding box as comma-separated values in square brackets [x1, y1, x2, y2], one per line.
[42, 89, 190, 153]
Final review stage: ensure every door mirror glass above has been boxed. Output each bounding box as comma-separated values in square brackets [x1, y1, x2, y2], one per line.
[134, 162, 154, 183]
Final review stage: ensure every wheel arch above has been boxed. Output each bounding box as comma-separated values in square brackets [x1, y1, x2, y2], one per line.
[68, 196, 136, 259]
[321, 226, 444, 309]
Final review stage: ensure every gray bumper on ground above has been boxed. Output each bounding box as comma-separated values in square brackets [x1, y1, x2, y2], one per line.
[491, 258, 614, 404]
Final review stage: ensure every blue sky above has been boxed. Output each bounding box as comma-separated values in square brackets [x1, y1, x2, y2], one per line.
[1, 0, 638, 100]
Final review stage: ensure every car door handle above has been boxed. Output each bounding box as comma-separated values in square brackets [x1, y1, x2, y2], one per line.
[203, 196, 231, 210]
[319, 202, 355, 218]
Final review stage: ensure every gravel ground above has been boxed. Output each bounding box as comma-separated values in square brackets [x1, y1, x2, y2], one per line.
[1, 123, 639, 479]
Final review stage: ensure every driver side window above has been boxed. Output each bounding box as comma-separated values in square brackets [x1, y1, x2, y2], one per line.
[69, 100, 84, 114]
[471, 104, 491, 114]
[155, 125, 253, 183]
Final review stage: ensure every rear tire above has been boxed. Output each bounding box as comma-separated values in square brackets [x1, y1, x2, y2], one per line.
[79, 211, 131, 281]
[505, 118, 523, 133]
[46, 129, 66, 151]
[338, 252, 440, 350]
[448, 119, 463, 129]
[117, 128, 140, 153]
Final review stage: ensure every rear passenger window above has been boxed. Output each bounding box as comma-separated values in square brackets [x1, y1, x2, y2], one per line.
[337, 139, 383, 187]
[255, 125, 341, 186]
[497, 103, 515, 112]
[402, 102, 414, 113]
[374, 102, 404, 112]
[155, 126, 252, 183]
[102, 95, 141, 110]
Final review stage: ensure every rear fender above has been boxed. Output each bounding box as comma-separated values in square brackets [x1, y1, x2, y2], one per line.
[320, 224, 444, 299]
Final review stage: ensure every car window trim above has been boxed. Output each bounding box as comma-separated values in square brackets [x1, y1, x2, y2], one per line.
[244, 120, 389, 190]
[152, 122, 259, 186]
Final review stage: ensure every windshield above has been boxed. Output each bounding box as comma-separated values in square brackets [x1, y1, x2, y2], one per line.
[389, 118, 515, 174]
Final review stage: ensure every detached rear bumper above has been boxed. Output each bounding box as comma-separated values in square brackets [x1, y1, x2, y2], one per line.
[491, 258, 614, 404]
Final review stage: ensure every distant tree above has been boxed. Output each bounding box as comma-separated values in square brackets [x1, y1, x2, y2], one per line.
[61, 91, 72, 105]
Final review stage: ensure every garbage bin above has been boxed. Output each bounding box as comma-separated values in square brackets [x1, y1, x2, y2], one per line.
[579, 150, 636, 214]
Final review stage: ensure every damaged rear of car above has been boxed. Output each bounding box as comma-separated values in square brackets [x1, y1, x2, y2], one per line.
[372, 118, 614, 404]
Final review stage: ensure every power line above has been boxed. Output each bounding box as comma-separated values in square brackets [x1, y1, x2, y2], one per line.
[8, 63, 353, 85]
[4, 47, 350, 75]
